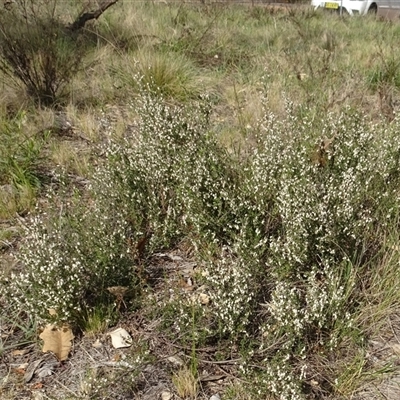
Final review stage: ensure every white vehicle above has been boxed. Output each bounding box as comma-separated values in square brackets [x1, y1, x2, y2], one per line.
[311, 0, 400, 16]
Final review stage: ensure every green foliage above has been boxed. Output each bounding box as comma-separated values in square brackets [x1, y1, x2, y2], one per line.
[0, 111, 49, 217]
[0, 112, 46, 187]
[367, 53, 400, 92]
[0, 174, 137, 323]
[369, 60, 400, 91]
[237, 103, 400, 398]
[0, 311, 37, 356]
[366, 49, 400, 117]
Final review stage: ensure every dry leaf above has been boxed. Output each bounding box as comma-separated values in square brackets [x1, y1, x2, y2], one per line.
[24, 359, 43, 383]
[297, 72, 308, 81]
[179, 277, 194, 291]
[107, 286, 129, 297]
[14, 363, 28, 375]
[31, 382, 43, 389]
[200, 374, 225, 382]
[107, 286, 132, 309]
[36, 364, 54, 378]
[39, 324, 74, 361]
[108, 327, 132, 349]
[167, 355, 184, 366]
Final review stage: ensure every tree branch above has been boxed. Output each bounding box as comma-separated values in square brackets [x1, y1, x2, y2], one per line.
[69, 0, 120, 32]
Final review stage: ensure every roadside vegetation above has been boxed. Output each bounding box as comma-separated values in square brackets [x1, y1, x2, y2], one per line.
[1, 1, 400, 399]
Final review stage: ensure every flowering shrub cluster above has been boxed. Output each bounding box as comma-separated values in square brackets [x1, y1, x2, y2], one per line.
[0, 179, 135, 323]
[2, 81, 400, 398]
[98, 89, 230, 252]
[198, 101, 400, 397]
[0, 87, 227, 324]
[242, 103, 400, 398]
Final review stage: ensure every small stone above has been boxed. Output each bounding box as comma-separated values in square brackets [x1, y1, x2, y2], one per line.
[161, 391, 173, 400]
[167, 355, 184, 366]
[92, 339, 103, 348]
[210, 395, 221, 400]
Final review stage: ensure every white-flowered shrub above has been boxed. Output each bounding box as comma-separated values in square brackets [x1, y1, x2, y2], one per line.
[2, 80, 400, 399]
[0, 87, 227, 324]
[239, 103, 400, 399]
[0, 179, 135, 323]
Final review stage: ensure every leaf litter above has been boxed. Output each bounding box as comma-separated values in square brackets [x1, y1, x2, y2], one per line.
[39, 324, 74, 361]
